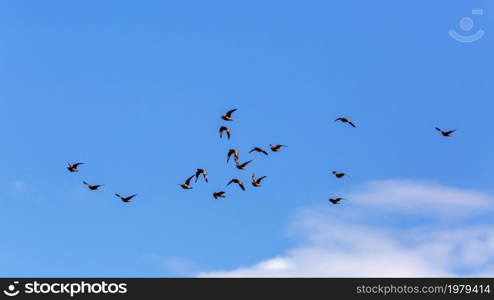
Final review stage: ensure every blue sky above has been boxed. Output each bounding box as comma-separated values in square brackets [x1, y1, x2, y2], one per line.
[0, 1, 493, 277]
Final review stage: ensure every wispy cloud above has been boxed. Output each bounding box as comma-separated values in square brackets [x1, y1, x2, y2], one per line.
[198, 180, 494, 277]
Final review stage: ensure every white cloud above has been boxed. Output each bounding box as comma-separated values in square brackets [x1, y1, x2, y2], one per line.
[198, 180, 494, 277]
[350, 179, 493, 218]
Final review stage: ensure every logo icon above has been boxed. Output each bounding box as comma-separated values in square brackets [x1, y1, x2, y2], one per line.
[449, 9, 485, 43]
[3, 282, 20, 297]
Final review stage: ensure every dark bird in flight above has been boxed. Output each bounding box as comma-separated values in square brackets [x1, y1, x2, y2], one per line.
[219, 126, 231, 140]
[227, 179, 246, 191]
[332, 171, 348, 179]
[270, 144, 287, 152]
[249, 147, 269, 156]
[335, 117, 356, 128]
[435, 127, 457, 137]
[67, 163, 84, 172]
[195, 169, 208, 183]
[115, 193, 138, 203]
[221, 109, 238, 121]
[213, 191, 226, 199]
[251, 173, 267, 187]
[83, 181, 104, 190]
[180, 175, 195, 189]
[329, 198, 345, 205]
[235, 159, 253, 170]
[227, 149, 240, 163]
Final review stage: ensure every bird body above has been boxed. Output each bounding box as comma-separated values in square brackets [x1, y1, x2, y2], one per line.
[329, 198, 345, 205]
[115, 193, 137, 203]
[219, 126, 231, 139]
[435, 127, 457, 137]
[270, 144, 287, 152]
[332, 171, 348, 179]
[227, 179, 246, 191]
[221, 109, 237, 121]
[249, 147, 269, 155]
[67, 162, 84, 172]
[235, 159, 253, 170]
[335, 117, 356, 128]
[251, 173, 267, 187]
[83, 181, 104, 190]
[180, 175, 194, 189]
[213, 191, 226, 199]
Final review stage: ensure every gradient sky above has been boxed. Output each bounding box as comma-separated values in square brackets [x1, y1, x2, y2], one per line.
[0, 0, 492, 277]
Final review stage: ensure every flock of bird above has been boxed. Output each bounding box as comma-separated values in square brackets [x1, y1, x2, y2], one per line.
[67, 109, 457, 205]
[178, 108, 287, 200]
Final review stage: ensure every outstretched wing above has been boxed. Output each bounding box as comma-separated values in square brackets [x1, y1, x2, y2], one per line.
[226, 109, 237, 117]
[185, 175, 194, 185]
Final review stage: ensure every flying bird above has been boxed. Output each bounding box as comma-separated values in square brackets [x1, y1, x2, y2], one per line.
[227, 179, 246, 191]
[235, 159, 253, 170]
[83, 181, 104, 190]
[67, 163, 84, 172]
[270, 144, 287, 152]
[249, 147, 269, 156]
[219, 126, 231, 140]
[227, 149, 240, 163]
[195, 169, 209, 183]
[213, 191, 226, 199]
[221, 109, 238, 121]
[251, 173, 267, 187]
[435, 127, 457, 137]
[335, 117, 356, 128]
[180, 175, 195, 189]
[329, 198, 345, 205]
[115, 193, 138, 203]
[332, 171, 348, 179]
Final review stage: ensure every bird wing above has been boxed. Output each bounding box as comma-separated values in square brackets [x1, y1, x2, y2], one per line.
[226, 109, 237, 117]
[349, 122, 356, 128]
[127, 194, 138, 200]
[185, 175, 194, 185]
[239, 183, 246, 191]
[243, 160, 253, 167]
[258, 176, 267, 183]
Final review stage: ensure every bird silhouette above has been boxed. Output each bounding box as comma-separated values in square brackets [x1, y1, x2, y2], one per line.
[180, 175, 195, 189]
[227, 179, 246, 191]
[221, 109, 238, 121]
[213, 191, 226, 199]
[67, 163, 84, 172]
[115, 193, 138, 203]
[329, 198, 345, 205]
[270, 144, 287, 152]
[235, 159, 253, 170]
[435, 127, 457, 137]
[251, 173, 267, 187]
[335, 117, 356, 128]
[83, 181, 104, 190]
[249, 147, 269, 156]
[227, 149, 240, 163]
[332, 171, 348, 179]
[219, 126, 231, 139]
[195, 169, 209, 183]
